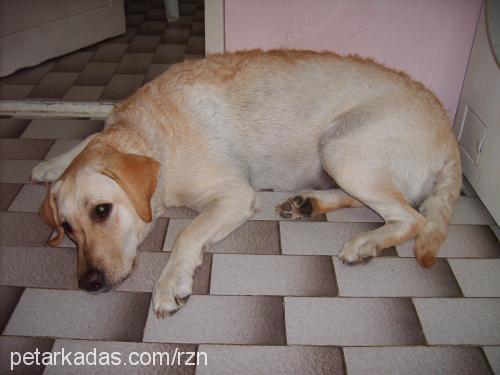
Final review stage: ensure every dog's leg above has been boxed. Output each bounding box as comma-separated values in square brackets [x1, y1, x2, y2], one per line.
[153, 185, 256, 318]
[276, 189, 363, 219]
[338, 197, 426, 263]
[31, 133, 98, 182]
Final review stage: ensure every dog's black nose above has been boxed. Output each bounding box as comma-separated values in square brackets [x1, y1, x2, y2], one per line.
[79, 269, 105, 292]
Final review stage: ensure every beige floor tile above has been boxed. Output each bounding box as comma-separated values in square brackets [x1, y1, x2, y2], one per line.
[0, 285, 24, 331]
[285, 297, 425, 346]
[74, 62, 117, 86]
[0, 84, 34, 99]
[333, 257, 461, 297]
[0, 119, 31, 138]
[413, 298, 500, 345]
[143, 295, 285, 344]
[116, 53, 154, 74]
[449, 259, 500, 297]
[198, 345, 344, 375]
[4, 289, 151, 341]
[44, 139, 81, 159]
[344, 346, 491, 375]
[0, 139, 53, 160]
[92, 43, 128, 63]
[51, 51, 94, 72]
[5, 61, 55, 85]
[0, 245, 77, 289]
[0, 183, 22, 211]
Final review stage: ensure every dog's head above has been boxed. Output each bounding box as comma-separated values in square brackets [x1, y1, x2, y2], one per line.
[40, 143, 160, 293]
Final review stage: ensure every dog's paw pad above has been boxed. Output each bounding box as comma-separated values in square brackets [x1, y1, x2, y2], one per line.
[275, 195, 314, 219]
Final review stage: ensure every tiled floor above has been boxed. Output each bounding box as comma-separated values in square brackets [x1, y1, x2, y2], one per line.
[0, 116, 499, 374]
[0, 0, 205, 102]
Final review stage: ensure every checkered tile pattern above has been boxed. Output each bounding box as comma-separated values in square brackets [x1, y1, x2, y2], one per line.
[0, 0, 205, 102]
[1, 116, 499, 374]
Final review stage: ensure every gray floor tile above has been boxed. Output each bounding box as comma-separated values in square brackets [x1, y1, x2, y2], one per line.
[0, 119, 31, 138]
[51, 51, 94, 73]
[449, 259, 500, 297]
[327, 206, 383, 222]
[186, 36, 205, 54]
[152, 44, 186, 63]
[143, 295, 285, 344]
[0, 336, 54, 375]
[0, 245, 77, 289]
[45, 340, 195, 374]
[63, 85, 105, 101]
[138, 20, 167, 34]
[162, 28, 190, 44]
[344, 346, 491, 375]
[197, 345, 344, 375]
[111, 27, 138, 43]
[191, 21, 205, 36]
[45, 139, 81, 159]
[280, 221, 379, 255]
[116, 53, 154, 74]
[397, 225, 500, 258]
[21, 119, 103, 139]
[163, 219, 280, 254]
[0, 160, 41, 183]
[0, 84, 34, 99]
[117, 252, 210, 295]
[0, 285, 24, 332]
[0, 139, 53, 160]
[144, 63, 171, 83]
[484, 347, 500, 375]
[179, 3, 197, 16]
[28, 72, 78, 99]
[0, 183, 22, 211]
[452, 197, 495, 225]
[128, 35, 162, 53]
[92, 43, 128, 63]
[75, 62, 117, 86]
[166, 16, 194, 29]
[100, 74, 145, 100]
[4, 289, 151, 341]
[126, 2, 151, 14]
[211, 254, 337, 296]
[138, 217, 168, 251]
[5, 61, 55, 85]
[285, 297, 425, 346]
[145, 8, 167, 20]
[333, 257, 461, 297]
[126, 14, 144, 27]
[0, 212, 53, 246]
[413, 298, 500, 345]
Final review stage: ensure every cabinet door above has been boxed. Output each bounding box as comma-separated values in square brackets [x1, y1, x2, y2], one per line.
[453, 5, 500, 223]
[0, 0, 125, 77]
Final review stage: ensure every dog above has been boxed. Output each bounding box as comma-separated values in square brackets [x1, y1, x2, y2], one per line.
[31, 49, 461, 318]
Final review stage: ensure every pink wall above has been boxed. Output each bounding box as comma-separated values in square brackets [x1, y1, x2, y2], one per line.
[224, 0, 483, 122]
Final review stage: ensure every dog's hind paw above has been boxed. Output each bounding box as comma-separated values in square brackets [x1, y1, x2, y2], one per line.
[275, 194, 314, 219]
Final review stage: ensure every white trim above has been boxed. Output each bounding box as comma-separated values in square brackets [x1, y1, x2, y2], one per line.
[205, 0, 225, 54]
[0, 100, 115, 118]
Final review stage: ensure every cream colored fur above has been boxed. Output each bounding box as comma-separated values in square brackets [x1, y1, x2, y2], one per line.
[32, 49, 461, 317]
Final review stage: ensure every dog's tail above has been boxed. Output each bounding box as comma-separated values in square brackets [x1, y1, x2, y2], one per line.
[414, 153, 462, 267]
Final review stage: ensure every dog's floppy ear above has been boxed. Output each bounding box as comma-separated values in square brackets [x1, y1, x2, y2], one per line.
[40, 185, 64, 247]
[100, 151, 160, 223]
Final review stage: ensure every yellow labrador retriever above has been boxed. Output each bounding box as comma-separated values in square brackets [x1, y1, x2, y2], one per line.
[31, 49, 461, 318]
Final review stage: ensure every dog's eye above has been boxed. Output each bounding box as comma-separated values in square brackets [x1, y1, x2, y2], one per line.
[93, 203, 112, 221]
[61, 222, 73, 233]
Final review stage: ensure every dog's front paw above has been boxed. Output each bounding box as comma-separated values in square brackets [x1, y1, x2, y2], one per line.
[275, 194, 314, 219]
[152, 272, 193, 319]
[31, 160, 64, 183]
[339, 238, 377, 264]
